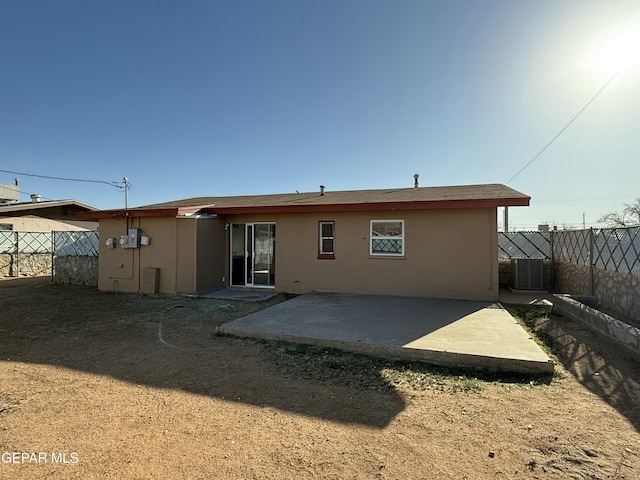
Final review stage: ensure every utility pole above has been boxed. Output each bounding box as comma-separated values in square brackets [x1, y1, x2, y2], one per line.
[503, 207, 509, 232]
[123, 177, 130, 209]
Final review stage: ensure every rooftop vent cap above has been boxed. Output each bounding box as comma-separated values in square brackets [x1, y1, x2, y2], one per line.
[30, 194, 41, 203]
[320, 185, 325, 196]
[413, 174, 419, 188]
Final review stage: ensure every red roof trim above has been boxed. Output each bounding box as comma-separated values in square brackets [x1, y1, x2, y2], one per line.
[202, 197, 530, 215]
[77, 197, 530, 219]
[77, 205, 209, 219]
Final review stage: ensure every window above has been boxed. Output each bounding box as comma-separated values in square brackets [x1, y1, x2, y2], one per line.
[318, 221, 335, 259]
[370, 220, 404, 256]
[0, 224, 13, 231]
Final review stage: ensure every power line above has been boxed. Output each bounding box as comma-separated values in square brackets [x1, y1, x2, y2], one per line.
[504, 71, 619, 186]
[0, 168, 124, 188]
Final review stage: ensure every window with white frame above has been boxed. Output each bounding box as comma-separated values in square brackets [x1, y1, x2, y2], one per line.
[318, 221, 335, 258]
[370, 220, 404, 256]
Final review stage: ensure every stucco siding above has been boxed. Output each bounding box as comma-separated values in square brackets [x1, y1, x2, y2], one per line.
[97, 216, 226, 294]
[0, 215, 97, 231]
[225, 208, 498, 300]
[98, 217, 180, 293]
[96, 208, 499, 300]
[176, 218, 196, 293]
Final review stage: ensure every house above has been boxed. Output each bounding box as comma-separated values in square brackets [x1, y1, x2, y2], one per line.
[78, 183, 529, 300]
[0, 194, 99, 278]
[0, 198, 99, 232]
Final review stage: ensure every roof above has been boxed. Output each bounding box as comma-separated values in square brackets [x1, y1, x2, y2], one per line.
[78, 184, 530, 219]
[0, 199, 99, 218]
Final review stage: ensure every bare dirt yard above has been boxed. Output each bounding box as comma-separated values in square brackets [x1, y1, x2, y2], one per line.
[1, 277, 639, 479]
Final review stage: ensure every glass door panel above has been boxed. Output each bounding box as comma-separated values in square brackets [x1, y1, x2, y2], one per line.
[253, 224, 275, 286]
[231, 224, 245, 286]
[246, 224, 254, 285]
[230, 223, 275, 287]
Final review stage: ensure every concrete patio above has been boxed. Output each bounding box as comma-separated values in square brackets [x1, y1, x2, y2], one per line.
[219, 292, 555, 374]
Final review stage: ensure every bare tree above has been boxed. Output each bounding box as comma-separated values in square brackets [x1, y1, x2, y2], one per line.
[598, 197, 640, 227]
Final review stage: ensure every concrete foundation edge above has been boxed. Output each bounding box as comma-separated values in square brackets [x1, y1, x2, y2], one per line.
[219, 328, 555, 375]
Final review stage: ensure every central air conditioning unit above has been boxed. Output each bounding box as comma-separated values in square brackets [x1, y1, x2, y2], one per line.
[511, 259, 544, 290]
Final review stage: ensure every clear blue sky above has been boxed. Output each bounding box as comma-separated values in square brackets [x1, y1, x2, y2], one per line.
[1, 0, 639, 230]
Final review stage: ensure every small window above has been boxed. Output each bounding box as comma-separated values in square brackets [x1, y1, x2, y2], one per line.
[318, 221, 335, 259]
[370, 220, 404, 256]
[0, 224, 13, 231]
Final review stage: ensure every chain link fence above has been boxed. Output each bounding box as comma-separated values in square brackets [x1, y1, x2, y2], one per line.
[53, 231, 99, 256]
[53, 231, 99, 286]
[0, 231, 98, 278]
[1, 231, 52, 254]
[499, 228, 640, 275]
[498, 231, 551, 259]
[553, 226, 640, 275]
[501, 227, 639, 324]
[1, 231, 54, 276]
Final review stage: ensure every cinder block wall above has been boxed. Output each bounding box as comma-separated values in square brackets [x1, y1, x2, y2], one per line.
[552, 294, 640, 360]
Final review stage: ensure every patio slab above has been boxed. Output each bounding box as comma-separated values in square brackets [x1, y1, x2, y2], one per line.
[220, 293, 554, 374]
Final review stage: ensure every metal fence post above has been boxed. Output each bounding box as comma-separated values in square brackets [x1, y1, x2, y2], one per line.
[589, 227, 594, 296]
[14, 231, 19, 277]
[52, 230, 56, 282]
[550, 229, 555, 290]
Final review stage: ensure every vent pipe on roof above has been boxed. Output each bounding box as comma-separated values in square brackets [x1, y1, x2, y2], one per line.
[31, 194, 41, 203]
[413, 174, 419, 188]
[320, 185, 325, 196]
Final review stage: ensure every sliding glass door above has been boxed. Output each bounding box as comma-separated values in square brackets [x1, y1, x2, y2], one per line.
[230, 223, 276, 287]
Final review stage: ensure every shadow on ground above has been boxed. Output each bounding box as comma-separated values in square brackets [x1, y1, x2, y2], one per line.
[507, 303, 640, 433]
[0, 278, 408, 428]
[3, 279, 601, 431]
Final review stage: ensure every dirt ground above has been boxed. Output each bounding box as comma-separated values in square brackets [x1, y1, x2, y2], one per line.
[1, 277, 639, 479]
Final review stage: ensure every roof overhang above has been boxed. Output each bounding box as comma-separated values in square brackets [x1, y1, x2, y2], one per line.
[77, 196, 529, 219]
[77, 205, 215, 220]
[0, 199, 98, 216]
[199, 197, 529, 215]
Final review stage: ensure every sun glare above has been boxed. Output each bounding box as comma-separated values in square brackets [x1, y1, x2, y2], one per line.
[586, 29, 640, 76]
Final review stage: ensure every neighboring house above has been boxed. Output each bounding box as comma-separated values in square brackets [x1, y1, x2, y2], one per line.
[0, 198, 99, 278]
[78, 183, 529, 301]
[0, 199, 99, 232]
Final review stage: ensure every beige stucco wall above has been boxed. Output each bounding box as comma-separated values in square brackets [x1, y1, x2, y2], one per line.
[96, 208, 499, 300]
[0, 215, 97, 232]
[226, 208, 499, 301]
[97, 216, 225, 294]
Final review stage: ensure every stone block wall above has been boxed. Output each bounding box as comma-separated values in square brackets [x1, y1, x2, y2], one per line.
[53, 256, 98, 286]
[554, 262, 640, 324]
[0, 253, 52, 277]
[554, 262, 589, 296]
[0, 253, 11, 276]
[2, 253, 97, 286]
